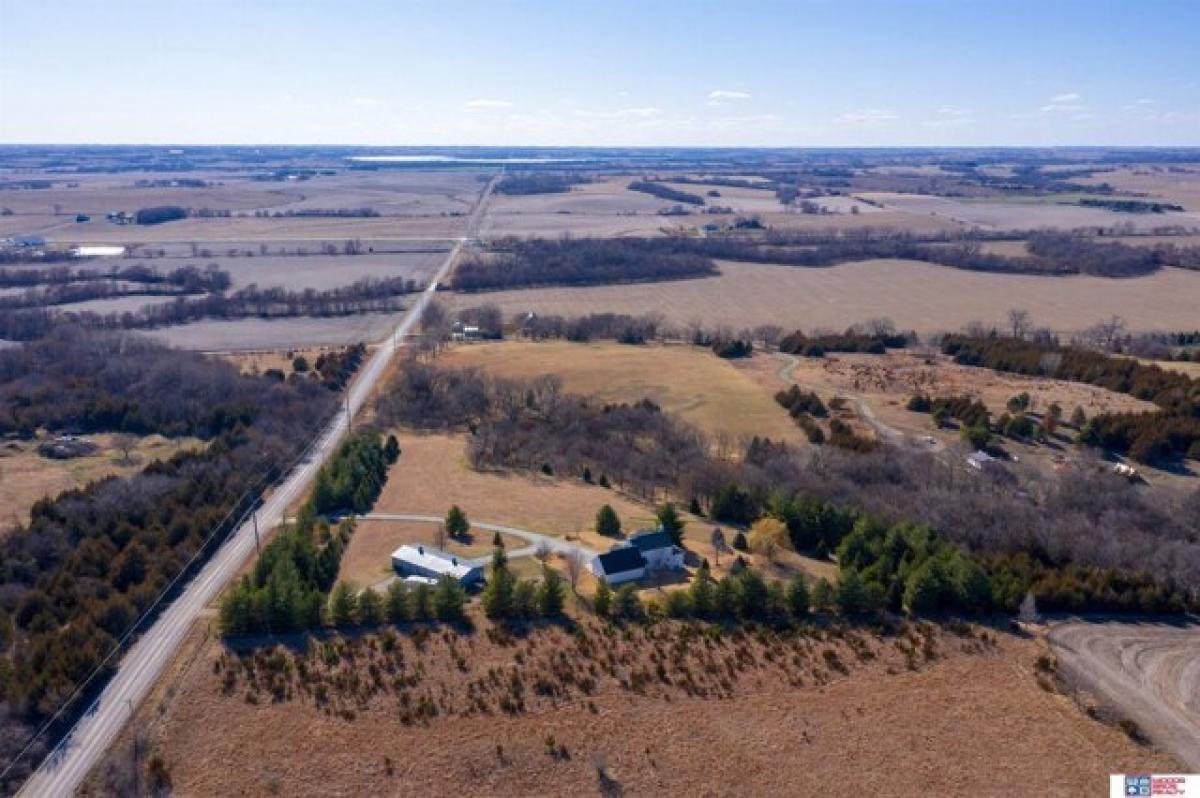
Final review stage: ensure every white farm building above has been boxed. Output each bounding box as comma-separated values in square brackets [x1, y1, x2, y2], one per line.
[390, 544, 485, 586]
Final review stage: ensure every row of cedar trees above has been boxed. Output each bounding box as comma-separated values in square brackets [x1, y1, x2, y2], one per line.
[218, 431, 399, 636]
[704, 487, 1195, 615]
[942, 334, 1200, 465]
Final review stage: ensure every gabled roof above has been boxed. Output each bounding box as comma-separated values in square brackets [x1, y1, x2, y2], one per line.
[391, 544, 483, 579]
[628, 530, 674, 553]
[596, 547, 646, 575]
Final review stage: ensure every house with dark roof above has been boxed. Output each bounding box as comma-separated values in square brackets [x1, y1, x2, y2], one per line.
[589, 546, 646, 585]
[625, 529, 685, 571]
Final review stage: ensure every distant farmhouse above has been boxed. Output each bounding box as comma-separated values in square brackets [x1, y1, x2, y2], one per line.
[589, 528, 685, 585]
[390, 544, 485, 587]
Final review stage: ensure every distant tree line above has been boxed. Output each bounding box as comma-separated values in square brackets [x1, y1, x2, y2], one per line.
[627, 181, 706, 206]
[518, 311, 663, 344]
[0, 275, 419, 340]
[252, 208, 380, 218]
[942, 334, 1200, 465]
[778, 327, 908, 357]
[135, 205, 188, 225]
[0, 263, 230, 291]
[453, 237, 718, 292]
[496, 173, 591, 195]
[452, 231, 1198, 295]
[1078, 198, 1184, 213]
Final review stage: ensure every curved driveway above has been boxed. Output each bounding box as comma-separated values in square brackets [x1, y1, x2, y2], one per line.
[1049, 620, 1200, 769]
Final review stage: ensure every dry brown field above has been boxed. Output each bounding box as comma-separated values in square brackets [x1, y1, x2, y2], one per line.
[115, 619, 1178, 797]
[143, 311, 404, 351]
[439, 340, 805, 445]
[860, 190, 1200, 231]
[0, 433, 203, 530]
[449, 257, 1200, 336]
[1078, 165, 1200, 211]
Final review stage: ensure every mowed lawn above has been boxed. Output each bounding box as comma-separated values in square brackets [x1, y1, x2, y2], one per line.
[439, 340, 805, 445]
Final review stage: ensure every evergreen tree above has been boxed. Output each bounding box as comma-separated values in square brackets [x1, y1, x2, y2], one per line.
[433, 575, 466, 622]
[328, 581, 358, 627]
[689, 562, 716, 617]
[358, 587, 384, 625]
[665, 588, 692, 618]
[714, 576, 738, 617]
[656, 502, 685, 547]
[445, 505, 470, 539]
[595, 504, 621, 537]
[736, 569, 769, 618]
[410, 583, 433, 621]
[787, 575, 810, 618]
[593, 579, 613, 617]
[613, 584, 642, 620]
[514, 579, 538, 618]
[385, 580, 409, 623]
[481, 548, 515, 619]
[811, 577, 835, 612]
[492, 531, 504, 549]
[732, 530, 749, 551]
[835, 570, 875, 616]
[384, 434, 401, 463]
[537, 565, 566, 617]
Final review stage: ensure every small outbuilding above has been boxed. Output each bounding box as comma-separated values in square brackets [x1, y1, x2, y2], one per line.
[390, 544, 484, 586]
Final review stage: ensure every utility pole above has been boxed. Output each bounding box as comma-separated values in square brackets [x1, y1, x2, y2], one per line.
[252, 510, 260, 555]
[345, 392, 352, 433]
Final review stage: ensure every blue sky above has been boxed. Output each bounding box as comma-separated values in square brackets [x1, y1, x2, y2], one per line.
[1, 0, 1197, 146]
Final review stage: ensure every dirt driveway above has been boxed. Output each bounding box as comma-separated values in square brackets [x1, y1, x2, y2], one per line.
[1048, 620, 1200, 769]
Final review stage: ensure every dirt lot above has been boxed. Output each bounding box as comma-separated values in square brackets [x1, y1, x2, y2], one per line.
[1050, 620, 1200, 769]
[449, 257, 1200, 337]
[0, 433, 203, 529]
[439, 341, 804, 445]
[122, 620, 1177, 797]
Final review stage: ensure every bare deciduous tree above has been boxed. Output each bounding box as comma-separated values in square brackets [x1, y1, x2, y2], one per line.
[112, 433, 138, 465]
[564, 549, 587, 593]
[1007, 308, 1032, 340]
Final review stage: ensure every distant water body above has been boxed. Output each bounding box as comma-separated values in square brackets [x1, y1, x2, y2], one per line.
[346, 155, 583, 164]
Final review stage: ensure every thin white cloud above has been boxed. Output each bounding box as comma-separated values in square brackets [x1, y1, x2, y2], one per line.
[351, 97, 378, 107]
[835, 108, 898, 126]
[1040, 92, 1086, 114]
[707, 89, 751, 106]
[1122, 97, 1157, 111]
[572, 106, 662, 119]
[464, 99, 515, 111]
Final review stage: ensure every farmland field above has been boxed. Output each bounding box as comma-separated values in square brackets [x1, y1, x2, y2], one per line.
[143, 312, 404, 350]
[859, 191, 1200, 231]
[448, 258, 1200, 336]
[439, 340, 805, 444]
